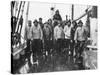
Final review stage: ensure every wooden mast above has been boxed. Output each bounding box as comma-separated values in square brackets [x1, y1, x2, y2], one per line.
[71, 4, 74, 21]
[25, 1, 30, 27]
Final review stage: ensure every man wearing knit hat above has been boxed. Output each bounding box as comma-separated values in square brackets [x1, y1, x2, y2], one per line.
[74, 20, 88, 65]
[32, 19, 43, 59]
[64, 20, 72, 56]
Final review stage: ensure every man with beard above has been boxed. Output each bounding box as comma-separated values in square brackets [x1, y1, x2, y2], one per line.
[70, 21, 77, 57]
[39, 18, 44, 30]
[32, 19, 43, 58]
[54, 21, 64, 55]
[64, 20, 72, 56]
[43, 22, 52, 56]
[53, 10, 62, 27]
[53, 10, 62, 21]
[74, 20, 88, 68]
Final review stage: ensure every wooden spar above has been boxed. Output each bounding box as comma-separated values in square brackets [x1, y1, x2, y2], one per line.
[15, 1, 18, 17]
[74, 7, 92, 21]
[25, 1, 30, 27]
[71, 4, 74, 21]
[11, 1, 16, 17]
[22, 1, 25, 15]
[15, 1, 22, 32]
[16, 1, 26, 33]
[16, 1, 22, 21]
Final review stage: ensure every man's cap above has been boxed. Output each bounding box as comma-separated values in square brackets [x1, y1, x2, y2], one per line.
[33, 19, 38, 23]
[28, 20, 32, 23]
[39, 18, 42, 20]
[72, 20, 76, 23]
[56, 9, 59, 12]
[78, 20, 83, 24]
[48, 18, 52, 21]
[68, 20, 71, 23]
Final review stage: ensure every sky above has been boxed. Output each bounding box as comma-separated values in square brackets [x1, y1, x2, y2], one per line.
[14, 1, 91, 43]
[28, 2, 89, 24]
[14, 1, 90, 27]
[28, 2, 71, 22]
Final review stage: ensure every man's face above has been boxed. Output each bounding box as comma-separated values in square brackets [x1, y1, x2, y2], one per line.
[78, 23, 82, 27]
[56, 11, 59, 15]
[73, 22, 75, 25]
[68, 22, 71, 27]
[72, 22, 75, 27]
[28, 21, 31, 27]
[58, 23, 60, 27]
[48, 20, 52, 24]
[34, 22, 38, 26]
[39, 19, 42, 23]
[58, 21, 61, 27]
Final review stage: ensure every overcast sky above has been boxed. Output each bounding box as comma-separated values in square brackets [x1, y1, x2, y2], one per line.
[28, 2, 89, 24]
[19, 1, 91, 42]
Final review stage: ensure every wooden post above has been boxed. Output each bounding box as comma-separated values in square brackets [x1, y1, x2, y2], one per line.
[71, 4, 74, 21]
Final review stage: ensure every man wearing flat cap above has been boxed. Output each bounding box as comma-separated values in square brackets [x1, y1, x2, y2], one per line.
[74, 20, 88, 64]
[64, 20, 72, 56]
[54, 21, 64, 55]
[32, 19, 43, 58]
[39, 18, 44, 30]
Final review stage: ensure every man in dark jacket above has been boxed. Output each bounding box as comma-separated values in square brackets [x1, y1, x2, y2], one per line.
[53, 10, 62, 21]
[53, 10, 62, 27]
[43, 22, 52, 56]
[70, 21, 77, 57]
[39, 18, 44, 30]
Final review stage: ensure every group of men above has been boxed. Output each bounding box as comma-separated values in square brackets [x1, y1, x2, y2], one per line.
[24, 10, 89, 65]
